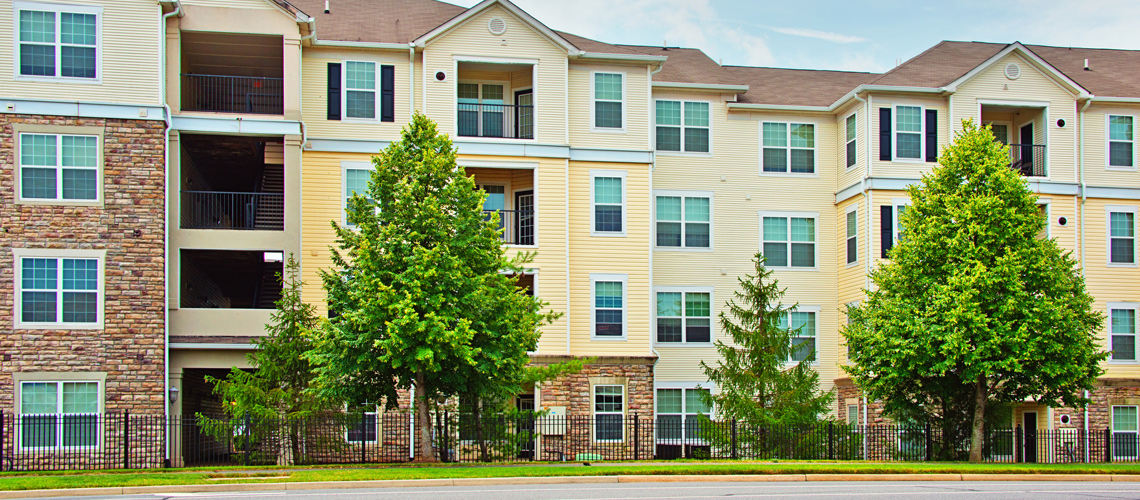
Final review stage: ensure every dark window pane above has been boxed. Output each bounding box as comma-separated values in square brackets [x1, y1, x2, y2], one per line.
[657, 415, 682, 440]
[657, 318, 682, 343]
[22, 167, 56, 199]
[685, 223, 710, 248]
[62, 291, 97, 323]
[20, 415, 57, 448]
[1112, 238, 1135, 263]
[763, 148, 787, 172]
[62, 169, 97, 200]
[657, 222, 681, 247]
[790, 149, 814, 173]
[684, 128, 709, 153]
[596, 414, 622, 440]
[847, 237, 857, 264]
[1114, 432, 1138, 459]
[1113, 335, 1137, 360]
[20, 44, 54, 76]
[595, 102, 622, 128]
[685, 415, 705, 439]
[347, 413, 377, 442]
[790, 242, 816, 267]
[458, 105, 479, 136]
[791, 337, 816, 362]
[685, 325, 711, 343]
[846, 140, 857, 168]
[60, 46, 95, 79]
[595, 205, 622, 232]
[22, 291, 56, 323]
[1111, 142, 1134, 168]
[61, 414, 98, 447]
[763, 242, 787, 267]
[482, 109, 504, 137]
[656, 127, 681, 151]
[595, 310, 623, 336]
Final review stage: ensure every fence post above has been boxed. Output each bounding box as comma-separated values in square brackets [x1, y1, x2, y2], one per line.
[633, 415, 640, 461]
[123, 411, 131, 470]
[925, 423, 932, 462]
[243, 411, 252, 465]
[1105, 427, 1112, 463]
[828, 421, 834, 460]
[1, 413, 5, 470]
[1015, 425, 1022, 463]
[360, 411, 367, 464]
[731, 419, 738, 460]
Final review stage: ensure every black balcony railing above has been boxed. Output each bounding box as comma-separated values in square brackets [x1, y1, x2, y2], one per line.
[484, 209, 535, 245]
[181, 191, 284, 230]
[458, 103, 534, 139]
[181, 74, 284, 114]
[1010, 143, 1046, 177]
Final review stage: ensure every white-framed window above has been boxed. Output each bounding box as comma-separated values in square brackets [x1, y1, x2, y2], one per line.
[894, 105, 924, 160]
[656, 100, 710, 153]
[779, 306, 820, 364]
[1112, 405, 1138, 459]
[1108, 206, 1137, 266]
[1109, 303, 1138, 363]
[655, 192, 711, 249]
[1108, 115, 1135, 169]
[591, 170, 625, 236]
[846, 207, 858, 265]
[844, 300, 860, 360]
[591, 273, 627, 339]
[342, 162, 372, 227]
[18, 380, 100, 449]
[592, 72, 624, 131]
[655, 288, 713, 344]
[1037, 201, 1051, 240]
[760, 211, 818, 269]
[457, 82, 509, 138]
[18, 133, 100, 202]
[13, 248, 105, 330]
[892, 198, 912, 244]
[15, 2, 101, 81]
[845, 112, 857, 169]
[594, 385, 624, 442]
[846, 404, 859, 426]
[655, 386, 712, 442]
[761, 122, 816, 174]
[344, 61, 377, 119]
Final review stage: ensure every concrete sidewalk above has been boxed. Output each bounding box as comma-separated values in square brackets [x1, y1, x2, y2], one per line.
[2, 473, 1139, 499]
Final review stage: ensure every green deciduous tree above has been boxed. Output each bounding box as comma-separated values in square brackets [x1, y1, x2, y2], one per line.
[307, 113, 558, 462]
[700, 253, 834, 435]
[843, 120, 1106, 462]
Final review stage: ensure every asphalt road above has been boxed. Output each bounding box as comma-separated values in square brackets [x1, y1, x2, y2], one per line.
[34, 481, 1140, 500]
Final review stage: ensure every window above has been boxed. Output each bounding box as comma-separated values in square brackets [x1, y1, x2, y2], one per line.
[762, 122, 815, 173]
[1109, 208, 1136, 265]
[593, 72, 623, 130]
[343, 166, 370, 226]
[1110, 304, 1137, 362]
[346, 411, 378, 443]
[344, 61, 376, 119]
[656, 100, 710, 152]
[1037, 203, 1051, 240]
[1113, 406, 1138, 459]
[780, 309, 818, 363]
[656, 290, 712, 344]
[17, 3, 99, 79]
[846, 208, 858, 265]
[656, 388, 712, 441]
[760, 213, 817, 268]
[19, 381, 99, 449]
[458, 83, 506, 137]
[1109, 115, 1134, 169]
[895, 105, 923, 160]
[19, 133, 99, 202]
[655, 193, 710, 248]
[845, 113, 857, 169]
[592, 274, 626, 338]
[592, 171, 625, 235]
[15, 250, 103, 329]
[594, 385, 623, 441]
[892, 199, 911, 243]
[847, 404, 859, 426]
[989, 123, 1009, 145]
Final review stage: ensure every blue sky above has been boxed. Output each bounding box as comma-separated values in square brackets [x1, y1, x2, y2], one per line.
[453, 0, 1140, 73]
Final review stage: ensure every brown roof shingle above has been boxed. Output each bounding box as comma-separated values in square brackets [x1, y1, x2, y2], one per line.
[1027, 44, 1140, 98]
[725, 66, 879, 107]
[870, 41, 1006, 88]
[288, 0, 466, 44]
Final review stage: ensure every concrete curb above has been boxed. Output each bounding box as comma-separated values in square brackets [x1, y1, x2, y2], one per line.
[0, 473, 1132, 498]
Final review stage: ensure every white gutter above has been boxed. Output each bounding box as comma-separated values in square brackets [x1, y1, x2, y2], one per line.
[727, 84, 948, 114]
[727, 102, 830, 113]
[576, 51, 668, 63]
[652, 82, 749, 93]
[1089, 96, 1140, 103]
[313, 39, 412, 50]
[159, 0, 182, 463]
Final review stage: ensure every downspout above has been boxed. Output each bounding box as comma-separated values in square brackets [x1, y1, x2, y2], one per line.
[649, 62, 665, 412]
[859, 91, 872, 460]
[159, 0, 182, 465]
[1079, 97, 1093, 463]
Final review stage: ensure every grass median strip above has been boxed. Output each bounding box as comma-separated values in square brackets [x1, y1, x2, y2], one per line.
[0, 462, 1138, 492]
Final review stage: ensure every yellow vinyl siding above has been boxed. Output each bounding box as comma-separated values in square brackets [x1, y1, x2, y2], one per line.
[1082, 197, 1140, 380]
[869, 96, 949, 179]
[836, 102, 866, 192]
[0, 0, 162, 105]
[1084, 104, 1140, 188]
[837, 196, 867, 364]
[952, 53, 1080, 184]
[301, 48, 412, 141]
[420, 5, 568, 144]
[568, 63, 651, 150]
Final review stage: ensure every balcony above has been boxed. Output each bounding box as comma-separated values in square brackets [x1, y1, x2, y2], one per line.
[459, 103, 534, 139]
[1010, 144, 1046, 177]
[180, 250, 282, 309]
[468, 167, 535, 246]
[179, 134, 285, 231]
[484, 209, 535, 245]
[179, 31, 283, 115]
[456, 61, 534, 140]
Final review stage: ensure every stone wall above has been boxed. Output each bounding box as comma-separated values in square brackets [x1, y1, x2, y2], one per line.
[0, 114, 166, 415]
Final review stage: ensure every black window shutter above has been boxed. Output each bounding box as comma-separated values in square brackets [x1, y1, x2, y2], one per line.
[327, 63, 342, 120]
[881, 206, 893, 259]
[380, 65, 395, 122]
[925, 109, 938, 162]
[879, 108, 892, 161]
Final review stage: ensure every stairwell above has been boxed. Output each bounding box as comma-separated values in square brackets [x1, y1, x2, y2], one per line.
[253, 261, 283, 309]
[253, 164, 284, 230]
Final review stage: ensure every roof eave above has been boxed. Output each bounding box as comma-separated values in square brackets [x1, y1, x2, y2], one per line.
[312, 39, 413, 50]
[726, 103, 831, 112]
[412, 0, 578, 54]
[577, 52, 668, 62]
[653, 82, 749, 92]
[941, 42, 1092, 99]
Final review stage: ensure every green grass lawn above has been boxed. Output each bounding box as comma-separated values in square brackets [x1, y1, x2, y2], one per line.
[0, 461, 1139, 492]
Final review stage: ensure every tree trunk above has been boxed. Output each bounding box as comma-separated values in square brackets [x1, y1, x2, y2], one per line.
[474, 397, 489, 462]
[968, 375, 988, 463]
[414, 372, 438, 462]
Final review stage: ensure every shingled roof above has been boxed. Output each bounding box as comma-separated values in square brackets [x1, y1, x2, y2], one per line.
[725, 66, 879, 107]
[288, 0, 466, 44]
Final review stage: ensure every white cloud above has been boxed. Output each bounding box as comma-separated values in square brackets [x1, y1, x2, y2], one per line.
[764, 26, 866, 44]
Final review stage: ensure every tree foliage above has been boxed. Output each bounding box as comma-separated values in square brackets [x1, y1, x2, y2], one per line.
[700, 252, 834, 435]
[306, 113, 559, 461]
[843, 119, 1106, 461]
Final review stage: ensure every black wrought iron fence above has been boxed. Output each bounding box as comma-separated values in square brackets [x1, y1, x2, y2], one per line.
[181, 74, 284, 115]
[483, 209, 535, 245]
[458, 103, 534, 139]
[0, 412, 1134, 471]
[1009, 143, 1047, 177]
[181, 191, 284, 230]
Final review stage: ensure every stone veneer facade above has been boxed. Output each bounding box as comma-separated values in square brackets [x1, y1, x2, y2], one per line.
[0, 115, 167, 415]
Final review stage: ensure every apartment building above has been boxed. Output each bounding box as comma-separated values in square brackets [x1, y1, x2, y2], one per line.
[1, 0, 1139, 460]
